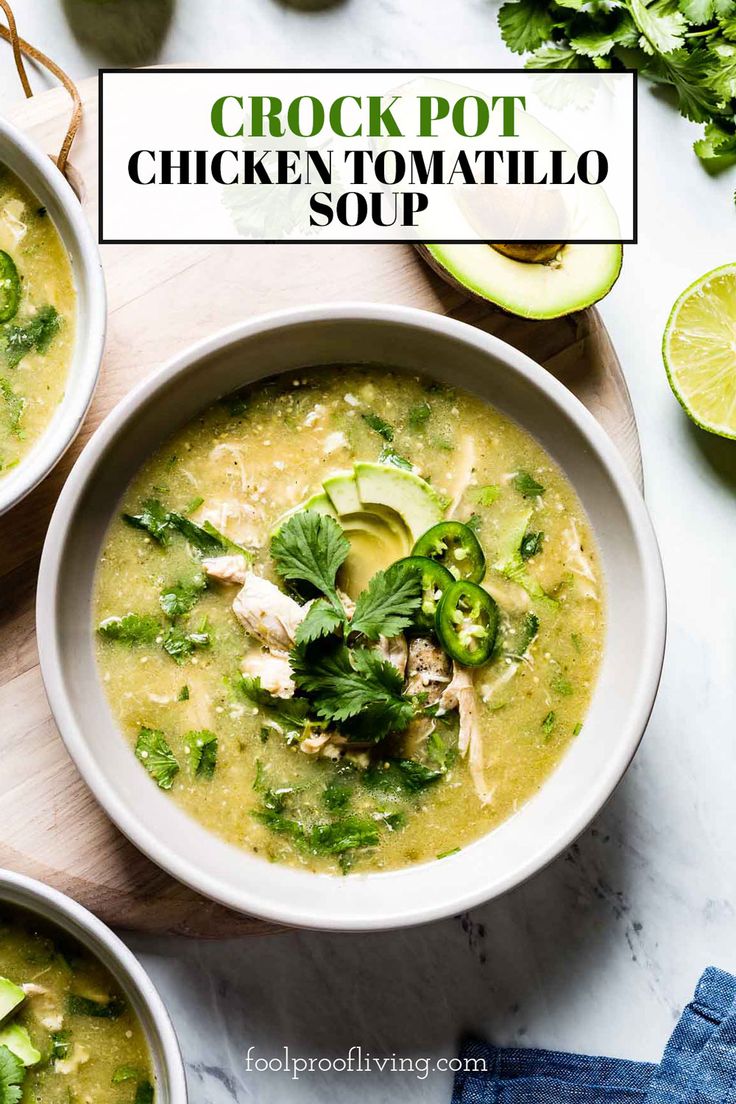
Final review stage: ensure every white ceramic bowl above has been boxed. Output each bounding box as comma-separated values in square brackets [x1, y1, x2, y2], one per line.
[0, 868, 187, 1101]
[37, 303, 666, 931]
[0, 117, 106, 515]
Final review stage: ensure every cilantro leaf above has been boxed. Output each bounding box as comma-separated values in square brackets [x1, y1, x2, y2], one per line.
[471, 484, 500, 506]
[112, 1066, 139, 1084]
[162, 626, 210, 663]
[168, 513, 234, 555]
[408, 400, 432, 430]
[135, 727, 180, 789]
[629, 0, 687, 55]
[0, 378, 24, 437]
[378, 445, 414, 470]
[134, 1081, 155, 1104]
[361, 411, 394, 441]
[0, 1045, 24, 1104]
[237, 675, 310, 731]
[187, 729, 218, 778]
[542, 710, 557, 736]
[4, 305, 60, 368]
[160, 574, 207, 618]
[294, 598, 346, 645]
[271, 510, 349, 608]
[349, 562, 422, 641]
[520, 531, 545, 560]
[290, 640, 414, 740]
[513, 470, 545, 497]
[98, 613, 161, 645]
[309, 817, 380, 854]
[525, 44, 589, 68]
[499, 0, 556, 53]
[123, 498, 171, 544]
[67, 993, 125, 1018]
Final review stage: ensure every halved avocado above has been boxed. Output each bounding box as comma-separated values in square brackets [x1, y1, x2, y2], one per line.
[417, 242, 622, 321]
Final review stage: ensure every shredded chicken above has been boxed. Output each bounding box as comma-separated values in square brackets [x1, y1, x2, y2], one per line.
[195, 496, 262, 547]
[402, 637, 451, 754]
[208, 443, 251, 493]
[563, 518, 598, 601]
[447, 434, 477, 517]
[300, 730, 334, 755]
[21, 984, 62, 1031]
[241, 648, 295, 698]
[440, 663, 495, 805]
[404, 637, 451, 700]
[56, 1043, 90, 1075]
[203, 554, 250, 585]
[231, 572, 311, 650]
[377, 634, 409, 677]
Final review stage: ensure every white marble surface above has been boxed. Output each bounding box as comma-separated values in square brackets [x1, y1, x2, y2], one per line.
[3, 2, 736, 1101]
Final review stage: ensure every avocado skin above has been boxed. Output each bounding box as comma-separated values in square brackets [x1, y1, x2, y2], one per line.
[415, 243, 623, 322]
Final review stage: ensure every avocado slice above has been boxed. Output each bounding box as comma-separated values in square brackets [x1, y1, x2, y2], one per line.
[353, 462, 445, 544]
[0, 1023, 41, 1066]
[323, 472, 361, 516]
[0, 977, 25, 1026]
[417, 242, 622, 321]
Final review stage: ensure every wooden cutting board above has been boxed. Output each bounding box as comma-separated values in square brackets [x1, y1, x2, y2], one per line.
[0, 76, 642, 937]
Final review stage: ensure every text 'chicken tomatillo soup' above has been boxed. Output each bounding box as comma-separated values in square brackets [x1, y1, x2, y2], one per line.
[93, 366, 604, 874]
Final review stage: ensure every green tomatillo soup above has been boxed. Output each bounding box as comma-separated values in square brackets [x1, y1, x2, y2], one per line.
[0, 905, 153, 1103]
[0, 166, 76, 477]
[93, 366, 605, 874]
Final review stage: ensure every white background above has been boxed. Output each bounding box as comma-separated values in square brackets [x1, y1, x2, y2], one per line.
[2, 2, 736, 1103]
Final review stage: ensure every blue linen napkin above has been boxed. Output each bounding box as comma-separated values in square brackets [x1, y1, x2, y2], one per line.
[453, 968, 736, 1104]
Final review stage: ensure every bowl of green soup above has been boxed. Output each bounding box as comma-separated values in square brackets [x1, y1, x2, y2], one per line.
[37, 303, 666, 929]
[0, 118, 106, 514]
[0, 868, 187, 1102]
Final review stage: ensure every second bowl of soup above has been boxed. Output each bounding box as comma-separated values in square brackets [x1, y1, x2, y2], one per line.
[38, 305, 666, 929]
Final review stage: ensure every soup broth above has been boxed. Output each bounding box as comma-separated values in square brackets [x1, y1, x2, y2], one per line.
[95, 367, 605, 873]
[0, 167, 76, 476]
[0, 905, 153, 1103]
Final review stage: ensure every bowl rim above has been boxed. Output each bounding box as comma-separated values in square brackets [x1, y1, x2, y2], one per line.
[0, 115, 106, 516]
[36, 302, 667, 931]
[0, 867, 187, 1101]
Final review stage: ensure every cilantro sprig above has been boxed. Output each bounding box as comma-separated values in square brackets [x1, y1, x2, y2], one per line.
[290, 639, 415, 742]
[0, 1046, 24, 1104]
[498, 0, 736, 173]
[271, 510, 349, 611]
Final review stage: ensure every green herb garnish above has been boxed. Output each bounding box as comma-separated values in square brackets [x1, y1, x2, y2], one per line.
[0, 1046, 24, 1104]
[135, 727, 179, 790]
[4, 305, 60, 368]
[349, 561, 422, 641]
[271, 509, 349, 611]
[361, 411, 395, 441]
[159, 573, 207, 618]
[290, 640, 415, 742]
[188, 729, 218, 778]
[0, 378, 24, 437]
[66, 994, 125, 1019]
[98, 613, 160, 645]
[520, 531, 544, 560]
[513, 470, 545, 498]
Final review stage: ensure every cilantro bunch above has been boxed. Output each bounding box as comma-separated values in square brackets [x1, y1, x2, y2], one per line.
[245, 509, 425, 743]
[498, 0, 736, 169]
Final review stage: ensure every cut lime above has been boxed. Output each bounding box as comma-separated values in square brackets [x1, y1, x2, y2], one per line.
[663, 263, 736, 439]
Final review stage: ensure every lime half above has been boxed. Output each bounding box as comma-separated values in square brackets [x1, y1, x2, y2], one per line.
[663, 263, 736, 439]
